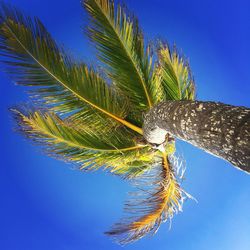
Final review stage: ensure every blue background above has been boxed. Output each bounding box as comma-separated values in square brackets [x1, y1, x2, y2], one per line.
[1, 0, 250, 249]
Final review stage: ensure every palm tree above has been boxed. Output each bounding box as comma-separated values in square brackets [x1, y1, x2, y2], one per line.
[0, 0, 249, 245]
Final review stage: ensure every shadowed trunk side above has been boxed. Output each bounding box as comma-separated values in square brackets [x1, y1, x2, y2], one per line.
[143, 101, 250, 173]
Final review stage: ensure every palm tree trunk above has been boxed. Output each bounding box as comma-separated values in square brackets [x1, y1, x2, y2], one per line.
[143, 101, 250, 173]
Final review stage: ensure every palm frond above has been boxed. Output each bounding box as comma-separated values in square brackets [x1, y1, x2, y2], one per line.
[106, 153, 188, 244]
[157, 43, 196, 101]
[12, 108, 156, 177]
[0, 3, 143, 134]
[84, 0, 163, 111]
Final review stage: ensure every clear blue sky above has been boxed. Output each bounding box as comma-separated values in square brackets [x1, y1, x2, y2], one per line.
[1, 0, 250, 249]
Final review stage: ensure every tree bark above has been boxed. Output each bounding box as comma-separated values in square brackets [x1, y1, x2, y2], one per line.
[143, 101, 250, 173]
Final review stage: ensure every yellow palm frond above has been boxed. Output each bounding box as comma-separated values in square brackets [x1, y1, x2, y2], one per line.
[12, 108, 155, 177]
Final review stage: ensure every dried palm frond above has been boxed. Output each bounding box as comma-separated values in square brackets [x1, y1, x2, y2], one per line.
[106, 153, 190, 244]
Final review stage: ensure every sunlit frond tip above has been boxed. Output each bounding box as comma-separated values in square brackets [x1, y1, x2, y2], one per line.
[157, 43, 196, 101]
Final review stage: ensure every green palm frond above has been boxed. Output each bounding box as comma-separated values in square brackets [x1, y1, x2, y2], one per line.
[0, 3, 143, 134]
[84, 0, 164, 111]
[157, 43, 196, 101]
[12, 108, 155, 177]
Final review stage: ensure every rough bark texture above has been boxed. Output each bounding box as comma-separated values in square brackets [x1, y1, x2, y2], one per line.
[143, 101, 250, 173]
